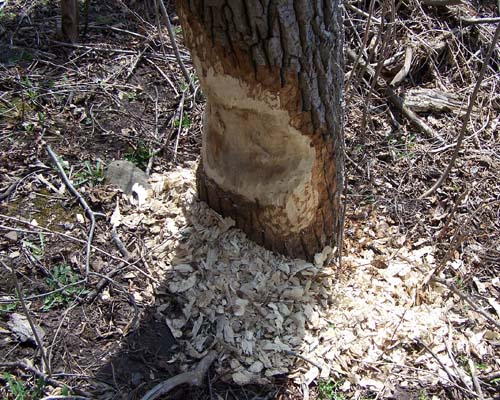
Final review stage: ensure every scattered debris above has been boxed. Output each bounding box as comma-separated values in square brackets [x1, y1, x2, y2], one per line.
[7, 313, 45, 345]
[111, 165, 498, 396]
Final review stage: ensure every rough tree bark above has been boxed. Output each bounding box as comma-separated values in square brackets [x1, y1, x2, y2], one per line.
[60, 0, 79, 43]
[175, 0, 344, 261]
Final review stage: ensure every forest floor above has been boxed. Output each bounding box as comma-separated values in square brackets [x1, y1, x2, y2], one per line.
[0, 1, 499, 399]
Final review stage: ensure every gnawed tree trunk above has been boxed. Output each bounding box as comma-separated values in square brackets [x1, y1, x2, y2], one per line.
[60, 0, 79, 43]
[175, 1, 344, 261]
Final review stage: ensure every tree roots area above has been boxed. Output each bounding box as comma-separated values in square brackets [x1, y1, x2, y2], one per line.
[0, 1, 499, 399]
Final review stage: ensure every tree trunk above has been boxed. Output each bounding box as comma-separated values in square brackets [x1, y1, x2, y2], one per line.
[61, 0, 79, 43]
[175, 0, 344, 261]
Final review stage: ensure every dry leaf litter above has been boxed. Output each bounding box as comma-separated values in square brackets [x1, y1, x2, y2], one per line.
[113, 165, 499, 396]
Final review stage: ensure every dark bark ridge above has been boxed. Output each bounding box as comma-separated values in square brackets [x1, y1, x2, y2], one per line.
[176, 0, 345, 261]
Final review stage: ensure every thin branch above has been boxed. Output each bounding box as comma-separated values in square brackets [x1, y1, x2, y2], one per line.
[173, 91, 186, 163]
[421, 0, 462, 5]
[49, 40, 137, 54]
[361, 0, 394, 138]
[0, 181, 19, 202]
[461, 16, 500, 25]
[146, 86, 160, 175]
[0, 217, 129, 267]
[0, 361, 91, 397]
[111, 228, 131, 259]
[0, 217, 159, 283]
[46, 145, 102, 277]
[431, 277, 500, 331]
[40, 397, 90, 400]
[141, 351, 218, 400]
[284, 350, 323, 371]
[157, 0, 195, 94]
[125, 47, 148, 82]
[3, 259, 51, 376]
[467, 359, 485, 400]
[83, 263, 124, 304]
[346, 48, 445, 142]
[419, 23, 500, 199]
[416, 339, 477, 397]
[345, 0, 378, 91]
[482, 370, 500, 381]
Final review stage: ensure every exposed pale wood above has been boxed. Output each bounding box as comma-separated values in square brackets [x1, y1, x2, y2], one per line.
[402, 88, 465, 113]
[390, 47, 413, 86]
[175, 0, 345, 261]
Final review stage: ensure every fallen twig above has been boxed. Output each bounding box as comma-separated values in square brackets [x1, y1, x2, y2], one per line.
[146, 87, 160, 175]
[284, 350, 323, 371]
[390, 46, 413, 87]
[416, 339, 476, 397]
[345, 2, 381, 25]
[0, 216, 159, 283]
[83, 264, 124, 304]
[360, 0, 394, 137]
[49, 40, 136, 54]
[346, 48, 445, 143]
[146, 58, 178, 95]
[421, 0, 462, 5]
[173, 91, 186, 163]
[0, 361, 91, 397]
[1, 259, 51, 376]
[345, 0, 377, 91]
[468, 359, 485, 400]
[0, 181, 18, 202]
[0, 216, 127, 266]
[157, 0, 195, 94]
[111, 228, 131, 260]
[40, 396, 90, 400]
[0, 170, 45, 202]
[140, 351, 218, 400]
[419, 23, 500, 199]
[461, 16, 500, 25]
[431, 277, 500, 331]
[125, 47, 148, 81]
[46, 145, 103, 277]
[481, 370, 500, 382]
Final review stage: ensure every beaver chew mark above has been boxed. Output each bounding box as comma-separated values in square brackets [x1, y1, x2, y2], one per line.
[199, 65, 318, 234]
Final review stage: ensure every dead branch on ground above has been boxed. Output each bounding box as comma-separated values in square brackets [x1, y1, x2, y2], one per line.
[46, 145, 104, 277]
[431, 276, 500, 331]
[156, 0, 195, 94]
[0, 361, 92, 397]
[346, 48, 445, 142]
[140, 351, 218, 400]
[1, 259, 51, 376]
[419, 23, 500, 199]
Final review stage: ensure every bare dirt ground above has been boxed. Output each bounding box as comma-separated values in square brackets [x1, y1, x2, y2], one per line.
[0, 1, 499, 399]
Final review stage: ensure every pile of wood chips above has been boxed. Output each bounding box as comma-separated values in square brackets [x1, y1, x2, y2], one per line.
[112, 165, 498, 397]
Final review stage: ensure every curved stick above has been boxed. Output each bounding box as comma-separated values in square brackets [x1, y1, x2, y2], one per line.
[141, 351, 218, 400]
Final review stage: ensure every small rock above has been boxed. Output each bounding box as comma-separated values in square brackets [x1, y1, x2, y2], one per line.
[130, 371, 144, 386]
[7, 313, 45, 344]
[106, 160, 151, 195]
[4, 231, 18, 242]
[62, 222, 74, 230]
